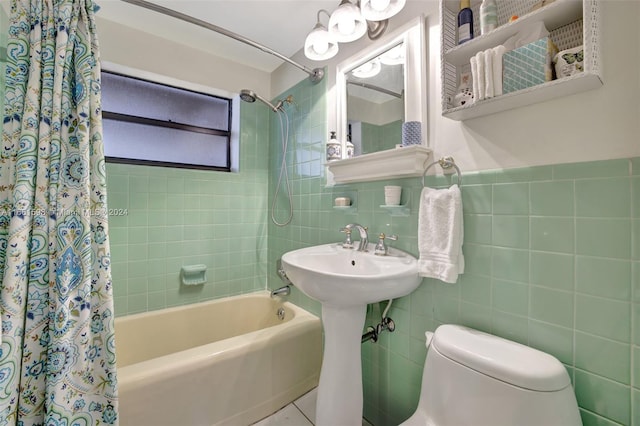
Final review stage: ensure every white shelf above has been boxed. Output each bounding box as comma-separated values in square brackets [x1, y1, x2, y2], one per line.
[328, 145, 432, 184]
[440, 0, 602, 121]
[443, 71, 601, 120]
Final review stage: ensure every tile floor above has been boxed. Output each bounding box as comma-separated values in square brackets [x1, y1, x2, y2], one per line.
[253, 388, 372, 426]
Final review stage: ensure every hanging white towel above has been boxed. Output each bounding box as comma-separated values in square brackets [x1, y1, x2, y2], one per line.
[470, 55, 480, 102]
[418, 185, 465, 284]
[492, 45, 506, 96]
[483, 48, 494, 98]
[475, 50, 485, 101]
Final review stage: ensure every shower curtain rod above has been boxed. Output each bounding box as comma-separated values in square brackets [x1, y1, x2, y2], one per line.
[120, 0, 325, 83]
[347, 81, 403, 98]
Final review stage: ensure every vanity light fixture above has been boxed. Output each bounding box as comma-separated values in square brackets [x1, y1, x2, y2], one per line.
[360, 0, 406, 21]
[304, 0, 406, 61]
[304, 9, 339, 60]
[328, 0, 368, 43]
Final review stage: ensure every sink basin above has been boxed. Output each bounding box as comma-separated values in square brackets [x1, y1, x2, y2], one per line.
[280, 242, 421, 426]
[281, 243, 420, 307]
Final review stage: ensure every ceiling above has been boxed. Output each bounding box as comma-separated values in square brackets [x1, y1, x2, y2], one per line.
[97, 0, 342, 73]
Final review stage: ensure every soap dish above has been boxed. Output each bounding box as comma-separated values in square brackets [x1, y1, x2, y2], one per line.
[181, 264, 207, 285]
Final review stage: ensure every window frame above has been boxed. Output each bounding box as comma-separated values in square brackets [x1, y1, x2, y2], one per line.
[101, 69, 234, 172]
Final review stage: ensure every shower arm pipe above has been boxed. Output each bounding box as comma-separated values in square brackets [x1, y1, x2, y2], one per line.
[120, 0, 325, 83]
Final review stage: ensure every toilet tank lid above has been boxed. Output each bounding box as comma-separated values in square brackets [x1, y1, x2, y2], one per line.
[432, 325, 570, 392]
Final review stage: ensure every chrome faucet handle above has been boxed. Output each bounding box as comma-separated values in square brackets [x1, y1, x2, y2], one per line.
[339, 227, 354, 249]
[374, 233, 398, 256]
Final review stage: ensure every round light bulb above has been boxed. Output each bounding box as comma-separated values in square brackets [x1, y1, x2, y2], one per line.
[304, 23, 339, 61]
[313, 39, 329, 55]
[370, 0, 391, 11]
[361, 0, 406, 21]
[337, 18, 356, 36]
[329, 2, 367, 42]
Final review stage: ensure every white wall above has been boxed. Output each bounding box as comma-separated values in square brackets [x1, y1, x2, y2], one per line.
[348, 96, 403, 125]
[96, 18, 271, 99]
[0, 2, 272, 97]
[272, 0, 640, 173]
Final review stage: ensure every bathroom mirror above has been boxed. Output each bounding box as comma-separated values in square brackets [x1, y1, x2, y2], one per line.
[346, 43, 405, 156]
[331, 15, 429, 183]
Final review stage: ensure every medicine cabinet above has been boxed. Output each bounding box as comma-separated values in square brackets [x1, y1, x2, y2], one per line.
[440, 0, 602, 120]
[328, 15, 432, 184]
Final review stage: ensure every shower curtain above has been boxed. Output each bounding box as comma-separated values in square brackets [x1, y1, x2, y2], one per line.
[0, 0, 118, 424]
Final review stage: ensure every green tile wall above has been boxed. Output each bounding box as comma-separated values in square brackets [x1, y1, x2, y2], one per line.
[108, 101, 270, 316]
[361, 120, 401, 154]
[264, 80, 639, 425]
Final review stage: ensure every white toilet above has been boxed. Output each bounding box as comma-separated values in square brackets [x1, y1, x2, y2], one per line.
[401, 324, 582, 426]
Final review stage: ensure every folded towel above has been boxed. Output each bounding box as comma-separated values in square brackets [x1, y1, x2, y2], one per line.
[483, 48, 494, 98]
[492, 45, 506, 96]
[418, 185, 465, 284]
[475, 50, 485, 101]
[470, 55, 480, 102]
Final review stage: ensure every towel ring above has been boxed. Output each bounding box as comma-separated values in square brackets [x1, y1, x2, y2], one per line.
[422, 157, 462, 187]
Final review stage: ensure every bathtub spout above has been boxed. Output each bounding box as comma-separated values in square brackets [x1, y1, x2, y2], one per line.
[271, 285, 291, 298]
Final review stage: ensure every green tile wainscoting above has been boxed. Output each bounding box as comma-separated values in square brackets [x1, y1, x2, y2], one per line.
[107, 100, 271, 316]
[264, 78, 640, 426]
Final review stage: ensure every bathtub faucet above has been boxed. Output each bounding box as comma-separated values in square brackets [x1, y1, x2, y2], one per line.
[270, 285, 291, 298]
[276, 259, 293, 286]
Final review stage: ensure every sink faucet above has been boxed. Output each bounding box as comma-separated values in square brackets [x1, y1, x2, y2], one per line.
[343, 223, 369, 251]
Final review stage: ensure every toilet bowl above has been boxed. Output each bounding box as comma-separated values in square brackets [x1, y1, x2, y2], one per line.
[401, 324, 581, 426]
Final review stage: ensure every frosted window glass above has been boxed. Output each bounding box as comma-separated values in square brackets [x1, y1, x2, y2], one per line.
[103, 119, 229, 168]
[101, 72, 230, 131]
[100, 71, 232, 170]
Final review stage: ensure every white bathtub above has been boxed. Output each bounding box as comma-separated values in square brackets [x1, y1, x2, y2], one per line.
[115, 291, 322, 426]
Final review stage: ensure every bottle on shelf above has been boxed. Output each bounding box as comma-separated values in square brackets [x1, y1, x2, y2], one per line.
[457, 0, 474, 44]
[326, 131, 341, 162]
[480, 0, 498, 34]
[346, 134, 354, 158]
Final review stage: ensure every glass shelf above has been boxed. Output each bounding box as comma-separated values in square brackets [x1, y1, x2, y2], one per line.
[333, 205, 357, 214]
[379, 204, 410, 216]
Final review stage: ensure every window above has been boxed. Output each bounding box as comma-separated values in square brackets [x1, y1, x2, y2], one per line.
[101, 71, 233, 171]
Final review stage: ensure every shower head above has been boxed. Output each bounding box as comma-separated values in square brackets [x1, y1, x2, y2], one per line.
[239, 89, 280, 112]
[239, 89, 256, 103]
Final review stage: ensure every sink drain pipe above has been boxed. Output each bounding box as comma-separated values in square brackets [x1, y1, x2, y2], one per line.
[362, 299, 395, 343]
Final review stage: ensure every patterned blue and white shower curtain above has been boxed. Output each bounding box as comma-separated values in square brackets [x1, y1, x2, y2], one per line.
[0, 0, 118, 424]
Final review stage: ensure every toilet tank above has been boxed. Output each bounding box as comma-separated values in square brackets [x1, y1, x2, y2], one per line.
[419, 325, 581, 426]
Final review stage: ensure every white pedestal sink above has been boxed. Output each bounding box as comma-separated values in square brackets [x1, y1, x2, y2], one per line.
[281, 243, 421, 426]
